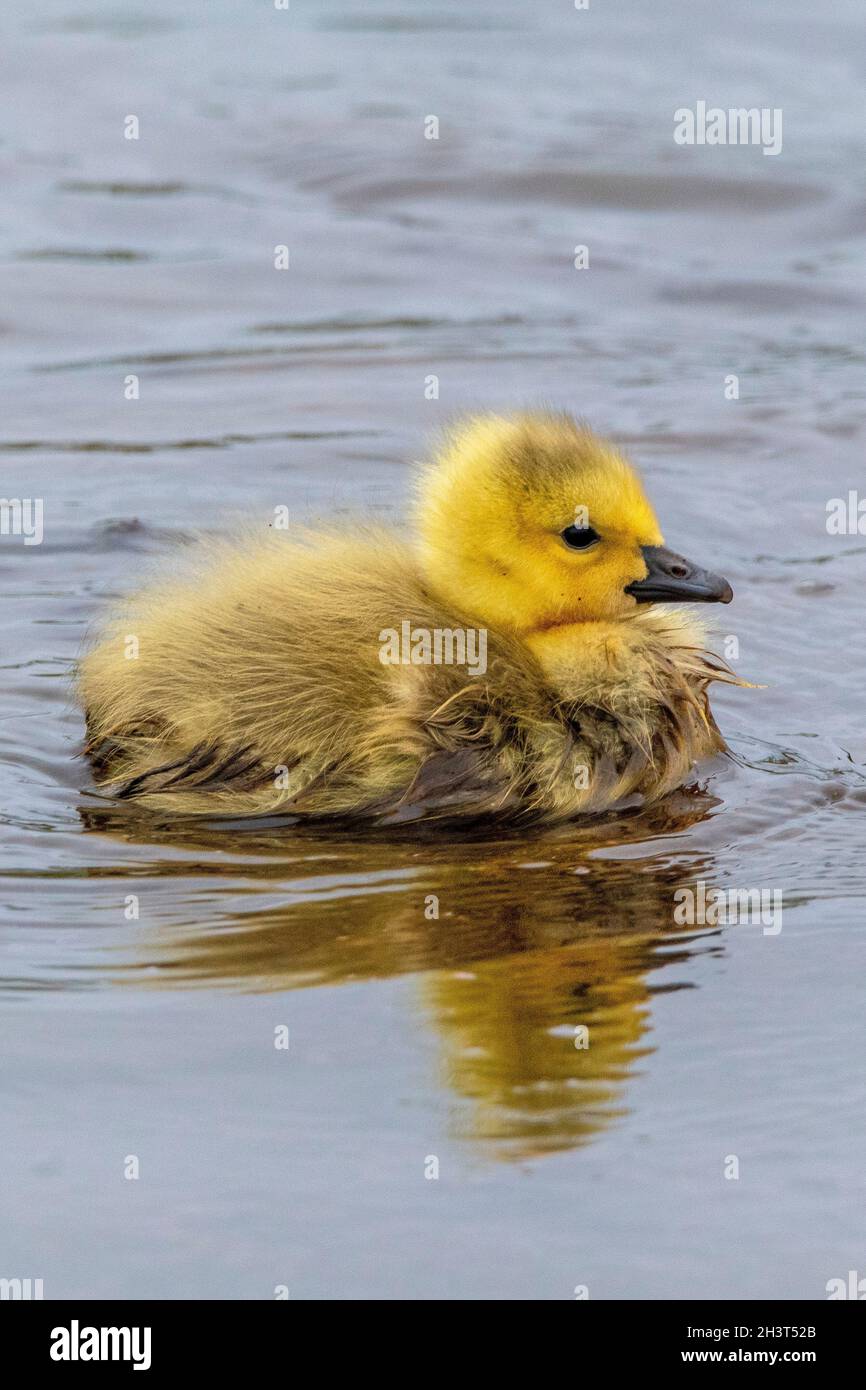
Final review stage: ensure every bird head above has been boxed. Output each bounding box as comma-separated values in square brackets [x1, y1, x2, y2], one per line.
[415, 412, 732, 635]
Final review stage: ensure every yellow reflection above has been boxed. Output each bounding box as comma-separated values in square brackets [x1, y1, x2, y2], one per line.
[82, 790, 721, 1159]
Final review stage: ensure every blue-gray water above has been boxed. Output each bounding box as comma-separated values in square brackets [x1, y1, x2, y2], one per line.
[1, 0, 865, 1298]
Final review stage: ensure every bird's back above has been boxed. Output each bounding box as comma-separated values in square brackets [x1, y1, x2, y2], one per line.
[79, 525, 536, 818]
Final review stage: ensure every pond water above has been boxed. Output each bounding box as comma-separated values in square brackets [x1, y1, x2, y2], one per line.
[1, 0, 865, 1298]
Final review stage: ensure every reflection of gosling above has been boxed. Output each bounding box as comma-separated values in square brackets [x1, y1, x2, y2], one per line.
[79, 412, 742, 822]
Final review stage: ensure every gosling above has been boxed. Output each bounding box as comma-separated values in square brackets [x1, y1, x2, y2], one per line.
[78, 412, 743, 824]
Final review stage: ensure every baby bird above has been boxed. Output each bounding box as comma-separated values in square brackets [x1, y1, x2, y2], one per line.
[79, 413, 742, 824]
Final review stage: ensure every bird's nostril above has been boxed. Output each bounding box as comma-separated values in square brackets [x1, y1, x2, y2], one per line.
[670, 564, 689, 578]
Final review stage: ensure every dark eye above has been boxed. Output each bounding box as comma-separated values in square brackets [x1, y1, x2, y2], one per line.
[560, 525, 600, 550]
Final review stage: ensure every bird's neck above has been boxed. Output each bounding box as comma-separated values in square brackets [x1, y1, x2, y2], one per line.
[524, 609, 710, 699]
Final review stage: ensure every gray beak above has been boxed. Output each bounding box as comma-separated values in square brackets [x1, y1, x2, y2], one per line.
[625, 545, 733, 604]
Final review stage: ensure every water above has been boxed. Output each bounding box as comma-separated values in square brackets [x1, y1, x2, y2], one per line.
[2, 0, 865, 1299]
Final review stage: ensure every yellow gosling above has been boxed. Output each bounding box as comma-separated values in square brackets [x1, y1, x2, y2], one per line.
[78, 412, 745, 823]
